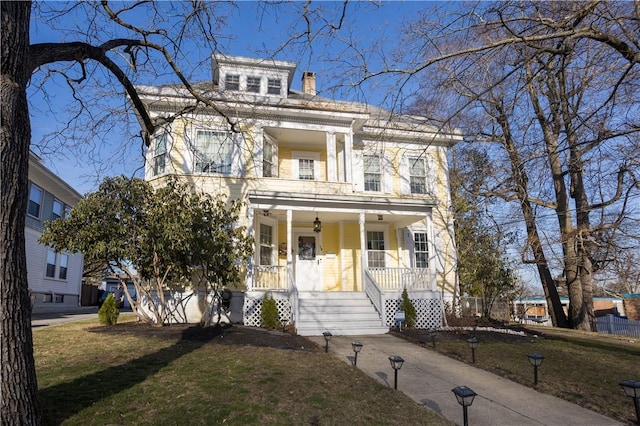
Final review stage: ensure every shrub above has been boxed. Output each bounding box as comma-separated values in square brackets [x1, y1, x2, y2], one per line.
[400, 288, 417, 329]
[260, 293, 281, 329]
[98, 293, 120, 325]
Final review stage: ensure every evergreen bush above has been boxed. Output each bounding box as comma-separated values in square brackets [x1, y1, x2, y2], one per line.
[260, 293, 281, 329]
[98, 293, 120, 325]
[400, 288, 417, 329]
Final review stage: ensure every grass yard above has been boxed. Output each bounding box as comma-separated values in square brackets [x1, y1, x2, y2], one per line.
[33, 315, 451, 425]
[398, 325, 640, 424]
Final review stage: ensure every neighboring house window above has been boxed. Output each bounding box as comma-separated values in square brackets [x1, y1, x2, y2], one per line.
[263, 136, 278, 177]
[59, 254, 69, 279]
[46, 249, 57, 278]
[153, 133, 168, 176]
[414, 232, 429, 268]
[367, 231, 386, 268]
[364, 155, 381, 192]
[52, 199, 64, 220]
[259, 223, 273, 265]
[409, 156, 427, 194]
[247, 76, 261, 93]
[267, 78, 281, 95]
[225, 74, 240, 90]
[194, 130, 233, 174]
[28, 184, 43, 218]
[298, 159, 315, 180]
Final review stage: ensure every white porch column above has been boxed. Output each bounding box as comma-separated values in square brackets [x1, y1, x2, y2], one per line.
[426, 212, 438, 292]
[246, 206, 255, 291]
[344, 127, 353, 183]
[254, 128, 264, 178]
[326, 131, 337, 182]
[286, 209, 293, 268]
[359, 212, 367, 275]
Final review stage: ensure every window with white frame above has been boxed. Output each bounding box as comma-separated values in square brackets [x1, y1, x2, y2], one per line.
[367, 231, 386, 268]
[409, 156, 427, 194]
[52, 199, 64, 220]
[153, 133, 168, 176]
[267, 78, 281, 95]
[59, 253, 69, 279]
[259, 223, 274, 265]
[45, 249, 69, 279]
[298, 158, 315, 180]
[194, 130, 233, 174]
[414, 232, 429, 268]
[364, 155, 382, 192]
[247, 76, 261, 93]
[46, 249, 57, 278]
[263, 136, 278, 177]
[225, 74, 240, 90]
[28, 184, 43, 218]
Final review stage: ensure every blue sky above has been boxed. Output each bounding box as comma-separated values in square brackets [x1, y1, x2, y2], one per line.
[28, 1, 441, 194]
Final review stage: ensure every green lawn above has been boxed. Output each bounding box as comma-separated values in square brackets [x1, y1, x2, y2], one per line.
[33, 316, 451, 425]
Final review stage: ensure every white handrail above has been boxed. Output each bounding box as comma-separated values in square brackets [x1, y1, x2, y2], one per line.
[363, 269, 383, 315]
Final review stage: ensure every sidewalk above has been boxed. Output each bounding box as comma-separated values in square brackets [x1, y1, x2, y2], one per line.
[309, 334, 621, 426]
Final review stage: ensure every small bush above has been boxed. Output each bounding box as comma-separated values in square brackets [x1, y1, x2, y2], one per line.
[260, 293, 281, 329]
[98, 293, 120, 325]
[400, 288, 417, 329]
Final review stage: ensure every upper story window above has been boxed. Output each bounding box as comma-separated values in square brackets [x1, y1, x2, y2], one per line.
[298, 159, 315, 180]
[28, 184, 43, 218]
[52, 199, 64, 220]
[414, 232, 429, 268]
[194, 130, 233, 175]
[263, 136, 278, 177]
[153, 133, 168, 176]
[267, 78, 282, 95]
[364, 155, 382, 192]
[247, 76, 261, 93]
[225, 74, 240, 91]
[409, 157, 427, 194]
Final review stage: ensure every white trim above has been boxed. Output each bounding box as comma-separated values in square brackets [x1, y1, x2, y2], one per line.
[291, 151, 320, 181]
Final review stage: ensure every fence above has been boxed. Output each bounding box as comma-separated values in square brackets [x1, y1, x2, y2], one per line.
[596, 314, 640, 338]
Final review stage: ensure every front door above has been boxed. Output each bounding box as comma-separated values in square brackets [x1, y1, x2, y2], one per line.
[294, 232, 322, 291]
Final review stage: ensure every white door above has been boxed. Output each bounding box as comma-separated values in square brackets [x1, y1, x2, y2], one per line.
[294, 232, 322, 291]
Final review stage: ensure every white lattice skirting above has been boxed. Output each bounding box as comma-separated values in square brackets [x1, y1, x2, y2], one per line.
[243, 293, 292, 327]
[385, 298, 443, 329]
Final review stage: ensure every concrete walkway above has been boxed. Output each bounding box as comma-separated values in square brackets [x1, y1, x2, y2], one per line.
[309, 334, 621, 426]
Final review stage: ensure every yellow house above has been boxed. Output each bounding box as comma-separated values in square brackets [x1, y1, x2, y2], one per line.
[138, 54, 462, 335]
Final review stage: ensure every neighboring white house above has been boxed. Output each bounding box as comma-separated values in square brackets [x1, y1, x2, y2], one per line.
[26, 151, 84, 312]
[137, 54, 462, 335]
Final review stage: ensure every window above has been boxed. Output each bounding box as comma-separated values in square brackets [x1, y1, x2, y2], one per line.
[59, 254, 69, 279]
[225, 74, 240, 90]
[247, 76, 261, 93]
[298, 159, 315, 180]
[194, 130, 233, 174]
[367, 231, 386, 268]
[153, 133, 168, 176]
[46, 249, 57, 278]
[52, 199, 64, 220]
[414, 232, 429, 268]
[263, 136, 278, 177]
[364, 155, 381, 192]
[28, 184, 43, 218]
[259, 224, 273, 265]
[409, 157, 427, 194]
[267, 78, 281, 95]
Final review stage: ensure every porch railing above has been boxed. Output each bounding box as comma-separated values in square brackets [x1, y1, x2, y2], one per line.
[367, 267, 431, 291]
[253, 265, 288, 290]
[287, 268, 299, 326]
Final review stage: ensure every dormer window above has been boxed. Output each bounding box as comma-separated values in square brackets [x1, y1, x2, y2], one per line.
[247, 76, 261, 93]
[225, 74, 240, 91]
[267, 78, 282, 95]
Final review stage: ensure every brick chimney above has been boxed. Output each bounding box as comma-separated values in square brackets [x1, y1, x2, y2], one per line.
[301, 71, 316, 95]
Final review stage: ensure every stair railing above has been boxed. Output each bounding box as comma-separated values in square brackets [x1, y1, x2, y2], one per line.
[363, 269, 384, 316]
[287, 268, 299, 327]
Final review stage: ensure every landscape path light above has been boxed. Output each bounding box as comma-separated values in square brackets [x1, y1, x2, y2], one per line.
[388, 355, 405, 390]
[467, 336, 479, 363]
[351, 341, 363, 367]
[452, 385, 477, 426]
[619, 380, 640, 424]
[527, 353, 544, 385]
[322, 331, 332, 353]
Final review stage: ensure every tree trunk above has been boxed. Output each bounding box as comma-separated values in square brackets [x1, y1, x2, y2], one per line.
[1, 2, 42, 424]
